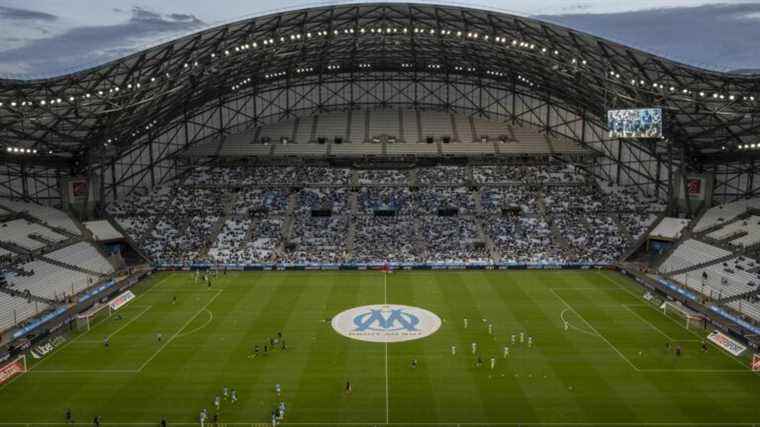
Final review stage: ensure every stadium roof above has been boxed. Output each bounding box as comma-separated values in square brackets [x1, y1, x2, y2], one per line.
[1, 2, 758, 166]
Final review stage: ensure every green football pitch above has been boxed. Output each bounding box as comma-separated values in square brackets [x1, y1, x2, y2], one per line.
[1, 270, 758, 427]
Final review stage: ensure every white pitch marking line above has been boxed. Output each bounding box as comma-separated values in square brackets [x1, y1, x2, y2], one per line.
[559, 308, 599, 338]
[0, 274, 176, 391]
[136, 289, 222, 372]
[384, 270, 390, 424]
[550, 289, 640, 372]
[621, 304, 676, 341]
[175, 308, 214, 339]
[595, 272, 750, 369]
[7, 422, 752, 426]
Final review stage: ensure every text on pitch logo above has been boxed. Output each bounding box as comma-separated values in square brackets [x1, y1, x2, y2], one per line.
[332, 304, 441, 343]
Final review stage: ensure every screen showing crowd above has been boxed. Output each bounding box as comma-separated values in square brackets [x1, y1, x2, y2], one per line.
[608, 108, 663, 139]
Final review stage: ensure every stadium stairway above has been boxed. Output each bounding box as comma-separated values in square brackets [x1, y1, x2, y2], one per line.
[450, 113, 460, 142]
[664, 252, 736, 277]
[621, 210, 669, 261]
[102, 212, 151, 262]
[38, 254, 107, 278]
[716, 287, 760, 305]
[413, 216, 428, 257]
[474, 215, 498, 260]
[544, 133, 557, 155]
[0, 285, 57, 306]
[467, 117, 478, 143]
[346, 193, 359, 257]
[281, 192, 299, 251]
[199, 191, 236, 258]
[538, 191, 572, 250]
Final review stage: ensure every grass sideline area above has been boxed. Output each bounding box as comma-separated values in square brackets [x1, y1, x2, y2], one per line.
[0, 270, 757, 426]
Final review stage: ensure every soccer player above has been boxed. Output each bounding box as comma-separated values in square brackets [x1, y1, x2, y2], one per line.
[103, 336, 110, 348]
[156, 332, 163, 343]
[511, 334, 516, 345]
[411, 359, 417, 369]
[476, 354, 483, 368]
[223, 386, 229, 400]
[503, 346, 510, 358]
[253, 344, 259, 357]
[345, 380, 352, 394]
[213, 395, 220, 411]
[281, 340, 287, 351]
[264, 345, 268, 355]
[488, 323, 493, 335]
[275, 383, 281, 396]
[231, 388, 238, 404]
[564, 321, 569, 331]
[65, 408, 73, 424]
[520, 332, 525, 344]
[451, 345, 456, 356]
[528, 336, 533, 348]
[271, 409, 277, 427]
[464, 318, 468, 329]
[675, 345, 682, 357]
[490, 357, 496, 370]
[278, 401, 286, 419]
[160, 417, 167, 427]
[93, 416, 101, 427]
[471, 342, 477, 354]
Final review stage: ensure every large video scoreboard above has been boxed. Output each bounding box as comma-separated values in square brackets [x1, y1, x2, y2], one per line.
[607, 108, 663, 139]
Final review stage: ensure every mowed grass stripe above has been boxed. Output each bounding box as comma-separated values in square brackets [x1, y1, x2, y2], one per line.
[558, 276, 693, 424]
[386, 272, 440, 422]
[489, 272, 600, 423]
[0, 271, 758, 425]
[434, 272, 507, 422]
[514, 271, 638, 424]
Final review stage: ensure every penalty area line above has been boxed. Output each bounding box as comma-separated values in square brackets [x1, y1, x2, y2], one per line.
[136, 289, 222, 372]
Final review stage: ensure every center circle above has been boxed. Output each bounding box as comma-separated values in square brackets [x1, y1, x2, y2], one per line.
[331, 304, 442, 343]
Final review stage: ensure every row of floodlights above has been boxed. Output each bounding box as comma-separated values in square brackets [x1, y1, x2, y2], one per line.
[0, 27, 754, 111]
[5, 147, 41, 154]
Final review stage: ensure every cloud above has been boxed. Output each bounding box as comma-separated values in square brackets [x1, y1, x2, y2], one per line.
[538, 3, 760, 72]
[0, 6, 205, 78]
[0, 6, 57, 22]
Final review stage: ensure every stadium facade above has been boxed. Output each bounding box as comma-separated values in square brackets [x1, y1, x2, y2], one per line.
[1, 3, 759, 206]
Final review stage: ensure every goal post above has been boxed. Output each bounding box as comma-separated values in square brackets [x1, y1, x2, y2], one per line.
[661, 301, 705, 330]
[0, 355, 27, 385]
[76, 303, 111, 332]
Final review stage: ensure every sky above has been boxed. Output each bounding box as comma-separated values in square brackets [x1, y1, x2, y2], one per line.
[0, 0, 759, 78]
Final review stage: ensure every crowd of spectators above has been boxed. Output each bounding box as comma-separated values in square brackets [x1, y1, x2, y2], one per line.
[109, 164, 664, 265]
[417, 166, 467, 185]
[474, 164, 585, 184]
[415, 188, 475, 214]
[357, 170, 407, 185]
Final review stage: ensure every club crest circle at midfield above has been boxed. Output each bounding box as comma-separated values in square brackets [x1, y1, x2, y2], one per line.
[331, 304, 442, 343]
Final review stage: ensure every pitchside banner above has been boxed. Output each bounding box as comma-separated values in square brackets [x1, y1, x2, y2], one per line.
[109, 290, 135, 311]
[0, 358, 25, 384]
[707, 331, 747, 356]
[753, 354, 760, 372]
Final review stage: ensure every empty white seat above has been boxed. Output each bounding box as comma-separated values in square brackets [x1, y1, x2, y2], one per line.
[659, 239, 731, 273]
[0, 199, 80, 235]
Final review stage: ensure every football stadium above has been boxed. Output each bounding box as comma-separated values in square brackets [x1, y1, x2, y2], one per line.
[0, 3, 759, 426]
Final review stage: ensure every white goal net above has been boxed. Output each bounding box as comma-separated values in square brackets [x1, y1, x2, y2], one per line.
[661, 301, 704, 330]
[76, 303, 111, 331]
